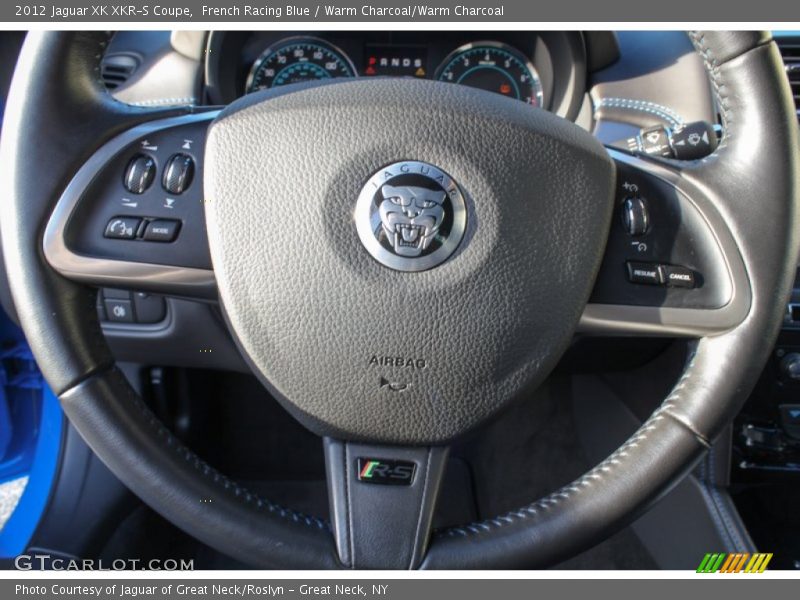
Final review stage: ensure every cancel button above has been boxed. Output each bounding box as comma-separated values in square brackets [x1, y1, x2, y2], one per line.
[663, 265, 696, 288]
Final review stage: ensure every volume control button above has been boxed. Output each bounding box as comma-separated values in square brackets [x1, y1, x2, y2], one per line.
[123, 154, 156, 194]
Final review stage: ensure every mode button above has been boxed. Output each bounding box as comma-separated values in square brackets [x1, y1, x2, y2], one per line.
[143, 219, 180, 242]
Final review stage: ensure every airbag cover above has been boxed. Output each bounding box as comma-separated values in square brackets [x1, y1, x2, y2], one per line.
[204, 79, 614, 443]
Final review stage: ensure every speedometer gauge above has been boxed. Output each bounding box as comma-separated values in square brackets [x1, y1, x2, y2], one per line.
[246, 37, 356, 93]
[436, 42, 544, 107]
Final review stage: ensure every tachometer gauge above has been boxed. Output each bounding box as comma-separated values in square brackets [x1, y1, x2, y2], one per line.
[246, 37, 356, 93]
[435, 42, 544, 107]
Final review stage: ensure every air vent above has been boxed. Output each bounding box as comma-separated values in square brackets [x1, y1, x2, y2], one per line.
[100, 53, 139, 90]
[776, 38, 800, 113]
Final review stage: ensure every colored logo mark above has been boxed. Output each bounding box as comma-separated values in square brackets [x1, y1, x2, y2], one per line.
[356, 458, 416, 486]
[696, 552, 773, 573]
[359, 460, 381, 479]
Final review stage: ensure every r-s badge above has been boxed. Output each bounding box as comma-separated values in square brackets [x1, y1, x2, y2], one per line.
[356, 458, 416, 486]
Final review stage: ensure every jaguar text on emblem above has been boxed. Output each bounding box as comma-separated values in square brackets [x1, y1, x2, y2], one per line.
[355, 161, 467, 271]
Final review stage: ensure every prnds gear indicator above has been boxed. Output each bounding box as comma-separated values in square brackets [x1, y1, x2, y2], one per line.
[364, 45, 429, 78]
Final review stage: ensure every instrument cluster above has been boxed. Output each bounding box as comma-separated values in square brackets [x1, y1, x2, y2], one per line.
[204, 31, 587, 118]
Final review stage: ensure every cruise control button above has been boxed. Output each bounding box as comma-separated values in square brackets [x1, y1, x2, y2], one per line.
[143, 219, 180, 242]
[626, 262, 663, 285]
[104, 299, 134, 323]
[663, 265, 695, 288]
[622, 196, 649, 236]
[104, 217, 141, 239]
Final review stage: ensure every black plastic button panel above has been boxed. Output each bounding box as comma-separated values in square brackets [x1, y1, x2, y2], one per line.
[590, 159, 728, 309]
[104, 217, 180, 243]
[97, 288, 167, 324]
[66, 118, 212, 270]
[625, 262, 696, 288]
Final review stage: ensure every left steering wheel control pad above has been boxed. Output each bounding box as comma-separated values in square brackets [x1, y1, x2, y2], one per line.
[65, 119, 211, 270]
[204, 79, 615, 444]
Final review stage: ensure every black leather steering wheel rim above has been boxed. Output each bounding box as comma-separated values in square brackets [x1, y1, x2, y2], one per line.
[1, 31, 797, 569]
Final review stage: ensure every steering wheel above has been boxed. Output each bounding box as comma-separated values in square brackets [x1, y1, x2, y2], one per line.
[1, 31, 797, 569]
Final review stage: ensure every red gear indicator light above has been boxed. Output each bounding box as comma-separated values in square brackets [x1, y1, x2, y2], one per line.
[363, 45, 428, 78]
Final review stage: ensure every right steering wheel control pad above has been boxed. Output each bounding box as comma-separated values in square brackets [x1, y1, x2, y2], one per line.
[590, 159, 732, 309]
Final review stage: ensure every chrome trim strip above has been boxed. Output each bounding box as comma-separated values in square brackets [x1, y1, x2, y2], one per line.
[578, 149, 751, 337]
[579, 303, 746, 337]
[43, 111, 219, 299]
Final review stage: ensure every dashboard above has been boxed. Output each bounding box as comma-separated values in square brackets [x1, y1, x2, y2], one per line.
[204, 31, 589, 119]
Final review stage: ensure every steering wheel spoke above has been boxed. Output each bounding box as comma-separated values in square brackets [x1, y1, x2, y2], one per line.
[44, 110, 218, 299]
[579, 148, 750, 337]
[323, 439, 449, 569]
